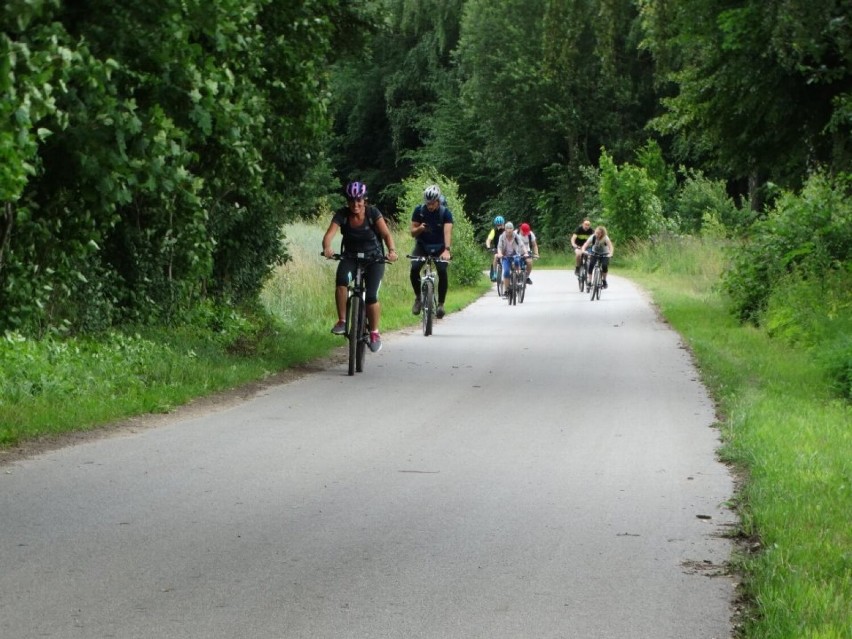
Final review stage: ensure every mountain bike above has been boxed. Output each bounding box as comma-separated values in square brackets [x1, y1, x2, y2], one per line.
[325, 252, 390, 375]
[407, 254, 449, 336]
[576, 251, 588, 292]
[488, 247, 503, 297]
[587, 251, 610, 301]
[505, 254, 527, 306]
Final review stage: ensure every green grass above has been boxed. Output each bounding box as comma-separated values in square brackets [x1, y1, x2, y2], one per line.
[621, 236, 851, 639]
[0, 219, 489, 446]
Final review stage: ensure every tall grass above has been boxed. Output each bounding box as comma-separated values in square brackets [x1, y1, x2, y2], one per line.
[1, 218, 490, 446]
[622, 235, 851, 639]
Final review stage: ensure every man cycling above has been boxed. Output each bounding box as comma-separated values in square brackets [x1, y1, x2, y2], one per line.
[571, 218, 594, 276]
[484, 215, 505, 282]
[517, 222, 539, 285]
[409, 185, 454, 318]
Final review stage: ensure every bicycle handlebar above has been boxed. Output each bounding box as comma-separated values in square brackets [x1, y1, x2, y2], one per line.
[321, 252, 392, 263]
[405, 255, 451, 263]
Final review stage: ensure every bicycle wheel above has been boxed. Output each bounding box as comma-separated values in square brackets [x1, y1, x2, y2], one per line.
[347, 295, 360, 375]
[422, 280, 434, 336]
[510, 271, 518, 305]
[578, 264, 586, 291]
[519, 266, 527, 303]
[355, 307, 367, 373]
[496, 275, 504, 297]
[591, 265, 601, 301]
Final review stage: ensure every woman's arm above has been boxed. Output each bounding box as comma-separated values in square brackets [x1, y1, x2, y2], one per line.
[322, 222, 340, 258]
[375, 217, 398, 262]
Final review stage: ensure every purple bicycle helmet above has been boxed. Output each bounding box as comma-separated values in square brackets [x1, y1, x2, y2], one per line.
[345, 181, 367, 199]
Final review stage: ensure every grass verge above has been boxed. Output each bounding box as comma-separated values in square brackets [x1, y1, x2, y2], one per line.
[0, 219, 490, 447]
[620, 236, 850, 639]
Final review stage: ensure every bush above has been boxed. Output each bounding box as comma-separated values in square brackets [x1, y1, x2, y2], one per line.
[675, 168, 742, 235]
[599, 149, 670, 242]
[722, 172, 851, 324]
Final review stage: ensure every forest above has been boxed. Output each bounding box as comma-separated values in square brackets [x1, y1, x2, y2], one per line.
[1, 0, 849, 336]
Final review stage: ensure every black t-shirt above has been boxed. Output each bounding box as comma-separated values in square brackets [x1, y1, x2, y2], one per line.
[573, 224, 593, 247]
[412, 204, 454, 253]
[332, 205, 384, 255]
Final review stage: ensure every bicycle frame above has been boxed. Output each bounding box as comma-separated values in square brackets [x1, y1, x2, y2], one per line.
[407, 254, 446, 336]
[577, 251, 588, 292]
[505, 254, 526, 306]
[587, 250, 609, 301]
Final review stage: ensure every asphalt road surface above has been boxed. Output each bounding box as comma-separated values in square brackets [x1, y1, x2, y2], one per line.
[1, 271, 736, 638]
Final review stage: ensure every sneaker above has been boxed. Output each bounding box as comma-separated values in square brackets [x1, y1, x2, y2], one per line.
[603, 280, 608, 289]
[369, 331, 382, 353]
[436, 304, 445, 319]
[331, 320, 346, 335]
[411, 298, 422, 315]
[526, 277, 533, 285]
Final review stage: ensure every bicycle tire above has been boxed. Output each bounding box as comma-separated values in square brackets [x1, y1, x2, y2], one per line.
[591, 265, 601, 301]
[496, 276, 504, 297]
[422, 280, 434, 336]
[519, 266, 527, 303]
[578, 268, 586, 292]
[347, 295, 360, 375]
[356, 303, 368, 373]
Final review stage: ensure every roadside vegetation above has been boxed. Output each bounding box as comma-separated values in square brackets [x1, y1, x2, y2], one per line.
[0, 173, 489, 448]
[621, 241, 850, 638]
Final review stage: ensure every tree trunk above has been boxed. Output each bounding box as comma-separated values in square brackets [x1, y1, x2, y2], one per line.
[0, 202, 12, 275]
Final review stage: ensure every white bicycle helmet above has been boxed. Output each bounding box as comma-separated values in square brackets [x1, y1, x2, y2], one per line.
[423, 184, 442, 202]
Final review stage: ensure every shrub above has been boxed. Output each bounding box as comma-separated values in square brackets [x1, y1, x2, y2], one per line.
[722, 172, 851, 324]
[599, 149, 670, 242]
[676, 168, 742, 235]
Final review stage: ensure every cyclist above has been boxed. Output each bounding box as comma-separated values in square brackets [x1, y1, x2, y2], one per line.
[409, 184, 454, 318]
[580, 225, 614, 290]
[570, 218, 594, 276]
[495, 222, 529, 297]
[322, 181, 398, 353]
[484, 215, 506, 281]
[517, 222, 540, 285]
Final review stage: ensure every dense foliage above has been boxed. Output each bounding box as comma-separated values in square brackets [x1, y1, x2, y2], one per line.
[1, 0, 365, 334]
[4, 0, 850, 346]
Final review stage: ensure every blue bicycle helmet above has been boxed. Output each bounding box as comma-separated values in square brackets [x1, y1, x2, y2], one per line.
[345, 181, 367, 199]
[493, 215, 505, 226]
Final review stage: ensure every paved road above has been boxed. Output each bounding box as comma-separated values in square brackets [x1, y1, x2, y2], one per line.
[1, 271, 735, 638]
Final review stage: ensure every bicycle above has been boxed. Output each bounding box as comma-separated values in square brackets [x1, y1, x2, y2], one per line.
[504, 254, 527, 306]
[407, 254, 449, 336]
[488, 247, 503, 297]
[324, 252, 390, 375]
[587, 250, 610, 301]
[576, 251, 588, 292]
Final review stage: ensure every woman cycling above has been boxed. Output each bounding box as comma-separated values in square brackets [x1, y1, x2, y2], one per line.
[581, 225, 614, 290]
[322, 181, 398, 353]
